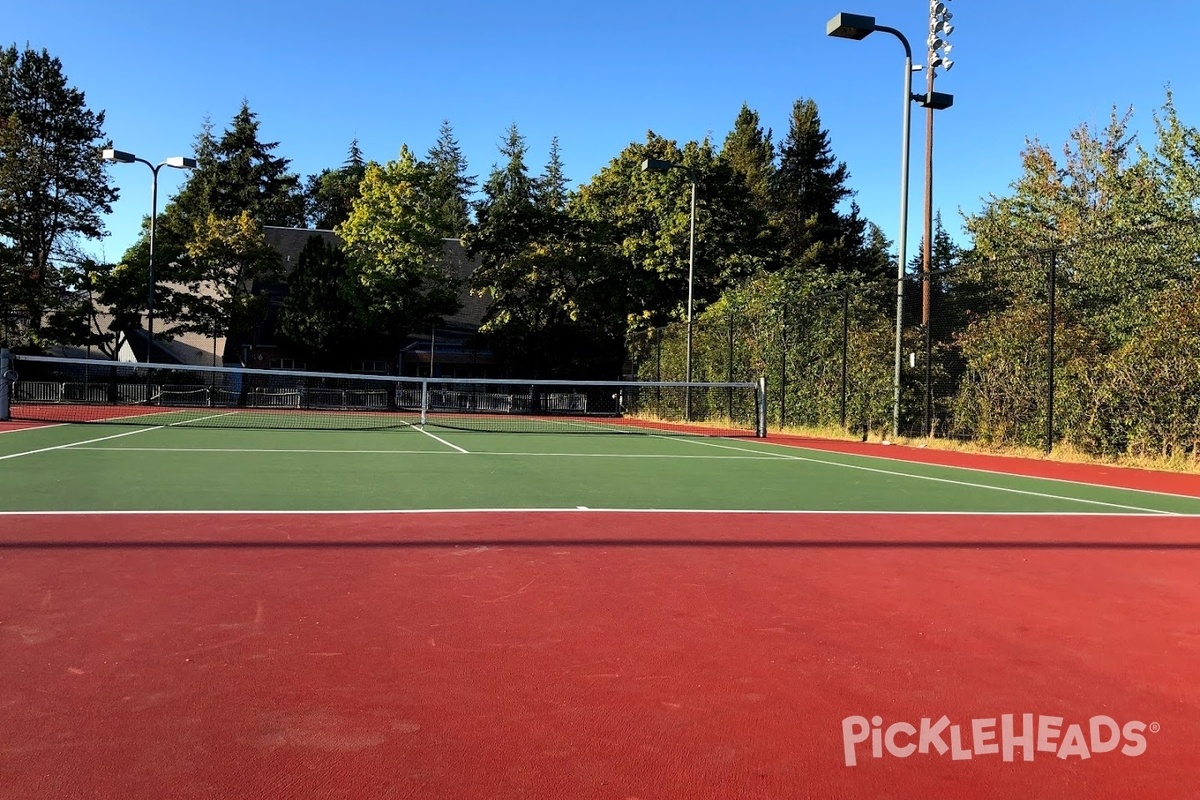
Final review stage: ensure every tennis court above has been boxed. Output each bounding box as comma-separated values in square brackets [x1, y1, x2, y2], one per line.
[3, 400, 1200, 798]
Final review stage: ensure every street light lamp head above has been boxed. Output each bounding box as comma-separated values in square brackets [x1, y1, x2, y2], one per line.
[641, 158, 676, 173]
[165, 156, 198, 169]
[102, 148, 137, 164]
[825, 12, 876, 40]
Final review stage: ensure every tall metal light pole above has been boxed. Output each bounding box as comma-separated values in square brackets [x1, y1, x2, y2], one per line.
[103, 149, 197, 364]
[641, 157, 697, 421]
[826, 12, 914, 440]
[922, 0, 956, 436]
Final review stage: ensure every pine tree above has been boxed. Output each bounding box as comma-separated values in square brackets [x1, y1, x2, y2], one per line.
[466, 128, 606, 376]
[720, 104, 775, 216]
[305, 139, 368, 230]
[535, 136, 568, 213]
[426, 120, 475, 237]
[0, 45, 118, 348]
[769, 98, 855, 276]
[467, 124, 538, 264]
[206, 101, 304, 226]
[161, 101, 303, 242]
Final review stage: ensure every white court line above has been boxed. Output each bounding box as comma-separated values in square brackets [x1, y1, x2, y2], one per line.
[0, 411, 237, 462]
[68, 446, 779, 460]
[751, 437, 1200, 504]
[754, 438, 1200, 504]
[0, 508, 1189, 517]
[406, 423, 468, 454]
[659, 435, 1182, 516]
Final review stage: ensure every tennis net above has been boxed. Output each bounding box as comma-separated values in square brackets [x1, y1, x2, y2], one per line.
[1, 353, 767, 437]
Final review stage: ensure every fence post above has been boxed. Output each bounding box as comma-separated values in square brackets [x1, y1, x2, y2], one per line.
[727, 311, 735, 421]
[779, 313, 787, 428]
[840, 287, 849, 430]
[1045, 250, 1057, 454]
[655, 328, 662, 406]
[757, 376, 767, 437]
[0, 348, 11, 421]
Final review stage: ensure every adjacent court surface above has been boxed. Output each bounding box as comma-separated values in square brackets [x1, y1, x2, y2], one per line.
[3, 417, 1200, 798]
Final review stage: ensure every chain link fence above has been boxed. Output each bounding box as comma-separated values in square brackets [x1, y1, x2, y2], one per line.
[626, 219, 1200, 460]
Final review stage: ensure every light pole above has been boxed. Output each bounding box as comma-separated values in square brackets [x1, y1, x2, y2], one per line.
[103, 149, 197, 364]
[641, 157, 697, 421]
[826, 12, 914, 440]
[921, 0, 956, 436]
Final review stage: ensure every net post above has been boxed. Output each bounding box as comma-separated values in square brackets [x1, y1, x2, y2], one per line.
[420, 379, 428, 427]
[0, 348, 12, 422]
[756, 376, 767, 438]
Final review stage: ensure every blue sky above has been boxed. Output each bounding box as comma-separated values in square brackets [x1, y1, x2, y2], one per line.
[11, 0, 1200, 263]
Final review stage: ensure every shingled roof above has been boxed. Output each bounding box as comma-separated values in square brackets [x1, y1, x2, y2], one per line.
[261, 226, 490, 333]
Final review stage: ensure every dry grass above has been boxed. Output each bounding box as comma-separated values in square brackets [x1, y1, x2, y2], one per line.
[772, 424, 1200, 476]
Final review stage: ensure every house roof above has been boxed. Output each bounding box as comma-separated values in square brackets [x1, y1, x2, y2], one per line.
[440, 238, 490, 334]
[262, 227, 490, 334]
[262, 226, 339, 277]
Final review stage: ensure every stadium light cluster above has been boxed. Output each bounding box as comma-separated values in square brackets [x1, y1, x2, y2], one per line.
[928, 0, 954, 73]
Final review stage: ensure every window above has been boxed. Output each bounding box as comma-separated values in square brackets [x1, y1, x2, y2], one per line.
[354, 360, 389, 374]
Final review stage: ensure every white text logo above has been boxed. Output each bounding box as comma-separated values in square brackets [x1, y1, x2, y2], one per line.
[841, 714, 1155, 767]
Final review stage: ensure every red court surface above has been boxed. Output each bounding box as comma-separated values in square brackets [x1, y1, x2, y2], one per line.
[768, 433, 1200, 497]
[2, 511, 1197, 799]
[0, 420, 56, 433]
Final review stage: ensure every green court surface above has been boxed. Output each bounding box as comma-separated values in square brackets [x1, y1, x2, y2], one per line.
[3, 422, 1200, 514]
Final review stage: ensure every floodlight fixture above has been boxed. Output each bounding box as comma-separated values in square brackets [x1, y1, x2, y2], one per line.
[103, 148, 137, 163]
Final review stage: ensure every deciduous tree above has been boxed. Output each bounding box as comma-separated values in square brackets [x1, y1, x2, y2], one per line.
[337, 147, 460, 353]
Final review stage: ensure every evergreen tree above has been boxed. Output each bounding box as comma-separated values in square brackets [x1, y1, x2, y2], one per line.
[465, 124, 539, 271]
[720, 104, 775, 216]
[769, 98, 856, 276]
[426, 120, 475, 237]
[305, 139, 367, 230]
[465, 132, 616, 376]
[535, 136, 568, 212]
[0, 45, 118, 349]
[152, 102, 303, 260]
[198, 100, 304, 226]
